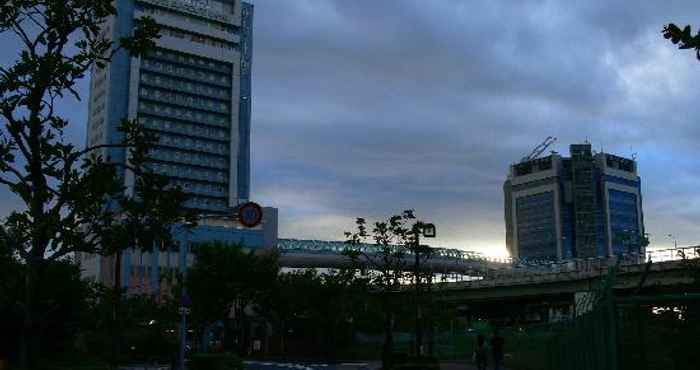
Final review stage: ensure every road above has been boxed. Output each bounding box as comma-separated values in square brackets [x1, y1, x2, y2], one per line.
[244, 361, 487, 370]
[244, 361, 371, 370]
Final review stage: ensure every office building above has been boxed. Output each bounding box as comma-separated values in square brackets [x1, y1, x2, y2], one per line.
[504, 143, 644, 260]
[79, 0, 279, 295]
[86, 0, 253, 212]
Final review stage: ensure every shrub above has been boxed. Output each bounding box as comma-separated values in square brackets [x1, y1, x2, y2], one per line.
[189, 353, 243, 370]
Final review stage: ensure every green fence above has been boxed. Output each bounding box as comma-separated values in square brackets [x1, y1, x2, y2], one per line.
[616, 294, 700, 370]
[499, 293, 700, 370]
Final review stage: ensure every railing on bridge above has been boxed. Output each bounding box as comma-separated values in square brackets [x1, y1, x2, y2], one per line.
[277, 238, 490, 262]
[277, 240, 700, 277]
[645, 245, 700, 262]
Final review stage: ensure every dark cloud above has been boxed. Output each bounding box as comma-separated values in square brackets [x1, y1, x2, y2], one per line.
[2, 1, 700, 255]
[251, 0, 700, 254]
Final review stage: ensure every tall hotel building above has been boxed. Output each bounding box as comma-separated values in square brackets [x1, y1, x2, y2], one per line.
[80, 1, 279, 294]
[504, 143, 645, 260]
[86, 0, 253, 212]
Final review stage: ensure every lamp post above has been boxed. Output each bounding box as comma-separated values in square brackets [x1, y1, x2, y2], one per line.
[413, 222, 436, 357]
[174, 221, 195, 370]
[667, 234, 678, 250]
[179, 294, 191, 370]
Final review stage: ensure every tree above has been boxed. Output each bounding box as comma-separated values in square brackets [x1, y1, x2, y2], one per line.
[267, 269, 324, 356]
[344, 210, 435, 369]
[0, 254, 92, 366]
[81, 287, 179, 365]
[186, 243, 279, 354]
[0, 1, 194, 367]
[318, 267, 371, 360]
[662, 24, 700, 60]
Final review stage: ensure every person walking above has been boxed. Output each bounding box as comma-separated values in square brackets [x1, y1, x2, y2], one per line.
[473, 334, 488, 370]
[490, 328, 505, 370]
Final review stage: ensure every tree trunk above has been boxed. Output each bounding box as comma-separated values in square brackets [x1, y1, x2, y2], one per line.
[111, 250, 123, 368]
[18, 265, 37, 370]
[382, 310, 394, 370]
[280, 320, 286, 355]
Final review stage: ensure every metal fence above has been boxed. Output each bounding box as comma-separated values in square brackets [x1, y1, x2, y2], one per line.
[499, 293, 700, 370]
[616, 294, 700, 370]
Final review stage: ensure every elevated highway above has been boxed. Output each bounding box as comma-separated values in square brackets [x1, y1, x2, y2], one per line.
[434, 259, 696, 302]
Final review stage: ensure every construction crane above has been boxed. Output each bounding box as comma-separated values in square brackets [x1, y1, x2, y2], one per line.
[521, 136, 557, 162]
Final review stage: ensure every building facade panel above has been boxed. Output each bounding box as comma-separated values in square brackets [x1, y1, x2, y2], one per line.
[515, 192, 557, 259]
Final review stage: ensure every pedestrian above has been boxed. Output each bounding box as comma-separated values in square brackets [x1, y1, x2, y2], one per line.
[473, 334, 488, 370]
[491, 328, 505, 370]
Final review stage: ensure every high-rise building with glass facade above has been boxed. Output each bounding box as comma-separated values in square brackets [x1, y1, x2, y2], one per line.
[80, 1, 280, 295]
[504, 143, 644, 260]
[86, 0, 253, 213]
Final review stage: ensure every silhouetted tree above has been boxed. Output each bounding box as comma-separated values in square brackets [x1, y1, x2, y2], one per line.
[662, 24, 700, 60]
[345, 210, 435, 369]
[0, 1, 195, 367]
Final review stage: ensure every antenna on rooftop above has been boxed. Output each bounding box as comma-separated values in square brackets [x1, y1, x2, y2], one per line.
[521, 136, 557, 162]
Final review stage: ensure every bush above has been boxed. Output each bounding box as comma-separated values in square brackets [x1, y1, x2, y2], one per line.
[189, 353, 243, 370]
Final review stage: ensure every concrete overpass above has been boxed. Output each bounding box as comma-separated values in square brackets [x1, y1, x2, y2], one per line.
[276, 238, 513, 274]
[434, 259, 695, 302]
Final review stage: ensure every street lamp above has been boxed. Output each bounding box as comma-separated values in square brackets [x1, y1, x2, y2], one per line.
[413, 222, 436, 357]
[173, 221, 195, 370]
[666, 234, 678, 250]
[179, 294, 192, 370]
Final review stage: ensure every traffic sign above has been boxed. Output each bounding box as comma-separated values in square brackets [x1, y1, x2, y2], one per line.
[238, 202, 263, 228]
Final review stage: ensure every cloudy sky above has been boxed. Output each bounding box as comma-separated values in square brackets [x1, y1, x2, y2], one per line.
[2, 1, 700, 256]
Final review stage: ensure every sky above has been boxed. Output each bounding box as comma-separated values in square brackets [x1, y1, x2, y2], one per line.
[2, 0, 700, 257]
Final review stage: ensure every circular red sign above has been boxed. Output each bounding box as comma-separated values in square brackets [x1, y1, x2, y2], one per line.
[238, 202, 263, 228]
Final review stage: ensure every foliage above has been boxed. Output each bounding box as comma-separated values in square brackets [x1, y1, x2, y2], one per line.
[662, 24, 700, 60]
[677, 246, 700, 286]
[0, 0, 196, 366]
[267, 267, 371, 359]
[0, 257, 92, 364]
[79, 287, 179, 364]
[189, 353, 243, 370]
[344, 210, 436, 369]
[186, 242, 279, 352]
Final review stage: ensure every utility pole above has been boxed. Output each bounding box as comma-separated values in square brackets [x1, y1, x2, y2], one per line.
[667, 234, 678, 256]
[413, 223, 436, 357]
[179, 293, 191, 370]
[414, 228, 422, 357]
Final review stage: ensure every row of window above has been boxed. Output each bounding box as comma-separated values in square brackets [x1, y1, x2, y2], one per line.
[141, 59, 230, 86]
[141, 116, 228, 141]
[149, 147, 228, 169]
[157, 132, 228, 155]
[141, 72, 230, 100]
[140, 86, 229, 114]
[171, 179, 227, 197]
[610, 216, 638, 227]
[517, 192, 557, 257]
[186, 196, 228, 210]
[140, 6, 238, 40]
[149, 47, 232, 74]
[161, 25, 236, 51]
[609, 194, 637, 206]
[139, 102, 229, 127]
[149, 161, 227, 183]
[138, 0, 235, 24]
